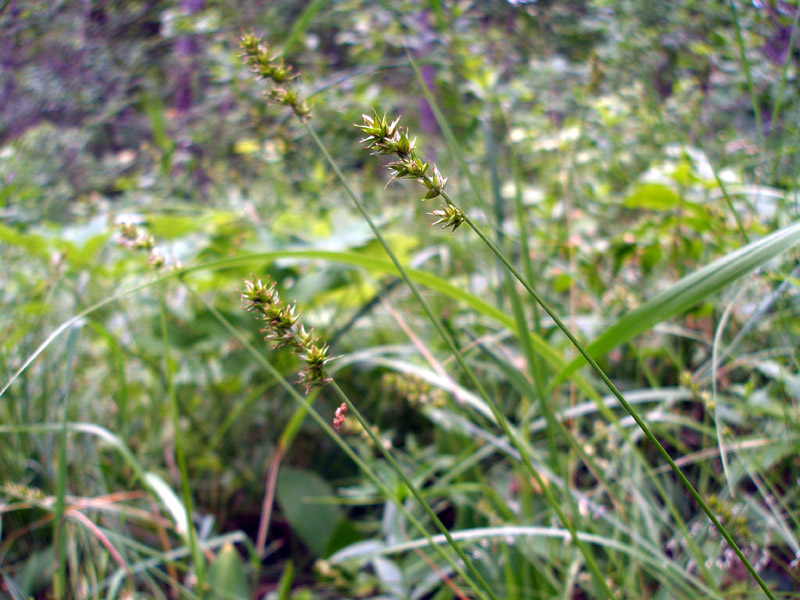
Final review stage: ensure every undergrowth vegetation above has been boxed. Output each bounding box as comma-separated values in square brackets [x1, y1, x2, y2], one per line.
[2, 1, 800, 599]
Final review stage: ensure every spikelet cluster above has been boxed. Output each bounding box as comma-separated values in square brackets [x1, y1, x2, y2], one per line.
[240, 32, 311, 119]
[241, 276, 332, 392]
[355, 110, 463, 232]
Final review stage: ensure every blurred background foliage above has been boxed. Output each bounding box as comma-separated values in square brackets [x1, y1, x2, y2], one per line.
[2, 0, 800, 598]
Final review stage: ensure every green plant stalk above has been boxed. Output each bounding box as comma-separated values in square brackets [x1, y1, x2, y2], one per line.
[187, 284, 491, 600]
[483, 118, 511, 315]
[432, 184, 708, 580]
[0, 257, 521, 596]
[496, 209, 565, 480]
[328, 382, 500, 600]
[54, 323, 82, 598]
[711, 163, 749, 243]
[769, 4, 800, 129]
[276, 559, 294, 600]
[728, 0, 764, 142]
[278, 0, 329, 58]
[8, 247, 749, 594]
[412, 61, 645, 575]
[3, 247, 754, 584]
[304, 123, 616, 600]
[446, 202, 777, 600]
[434, 367, 720, 596]
[501, 543, 521, 600]
[2, 259, 711, 597]
[412, 58, 545, 421]
[750, 463, 800, 559]
[712, 291, 744, 498]
[159, 284, 205, 595]
[580, 368, 719, 585]
[87, 322, 130, 435]
[508, 134, 549, 410]
[508, 133, 599, 543]
[769, 1, 800, 177]
[483, 118, 554, 448]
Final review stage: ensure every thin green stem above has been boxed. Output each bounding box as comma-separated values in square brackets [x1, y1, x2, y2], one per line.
[450, 203, 776, 600]
[305, 123, 616, 599]
[709, 160, 750, 244]
[159, 283, 205, 595]
[186, 283, 491, 600]
[768, 0, 800, 177]
[54, 324, 82, 598]
[729, 0, 764, 143]
[329, 382, 499, 600]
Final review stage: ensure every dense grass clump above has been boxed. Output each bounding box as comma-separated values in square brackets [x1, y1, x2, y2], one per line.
[2, 2, 800, 599]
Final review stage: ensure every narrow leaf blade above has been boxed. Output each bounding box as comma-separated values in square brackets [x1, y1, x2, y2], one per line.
[554, 221, 800, 383]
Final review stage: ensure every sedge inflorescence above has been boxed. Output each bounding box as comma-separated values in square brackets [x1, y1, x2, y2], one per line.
[355, 109, 464, 233]
[117, 222, 181, 271]
[241, 276, 333, 393]
[239, 32, 311, 120]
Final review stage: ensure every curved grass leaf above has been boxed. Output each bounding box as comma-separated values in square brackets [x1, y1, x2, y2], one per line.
[279, 0, 329, 58]
[0, 422, 187, 538]
[328, 525, 719, 600]
[553, 220, 800, 385]
[184, 249, 598, 397]
[3, 249, 589, 401]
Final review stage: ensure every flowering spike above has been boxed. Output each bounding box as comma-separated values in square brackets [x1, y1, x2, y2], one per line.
[429, 203, 465, 233]
[240, 276, 334, 394]
[355, 108, 462, 234]
[239, 32, 311, 119]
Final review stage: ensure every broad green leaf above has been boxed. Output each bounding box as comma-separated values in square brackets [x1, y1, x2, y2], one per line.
[276, 466, 342, 557]
[624, 183, 681, 211]
[149, 214, 206, 239]
[323, 518, 363, 558]
[207, 543, 250, 600]
[66, 233, 109, 268]
[0, 222, 53, 258]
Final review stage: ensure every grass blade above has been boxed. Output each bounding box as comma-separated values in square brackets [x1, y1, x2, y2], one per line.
[553, 220, 800, 384]
[54, 321, 83, 599]
[279, 0, 329, 58]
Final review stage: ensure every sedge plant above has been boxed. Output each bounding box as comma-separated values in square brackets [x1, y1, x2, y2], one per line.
[240, 32, 622, 598]
[238, 30, 793, 599]
[352, 106, 778, 599]
[1, 11, 796, 598]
